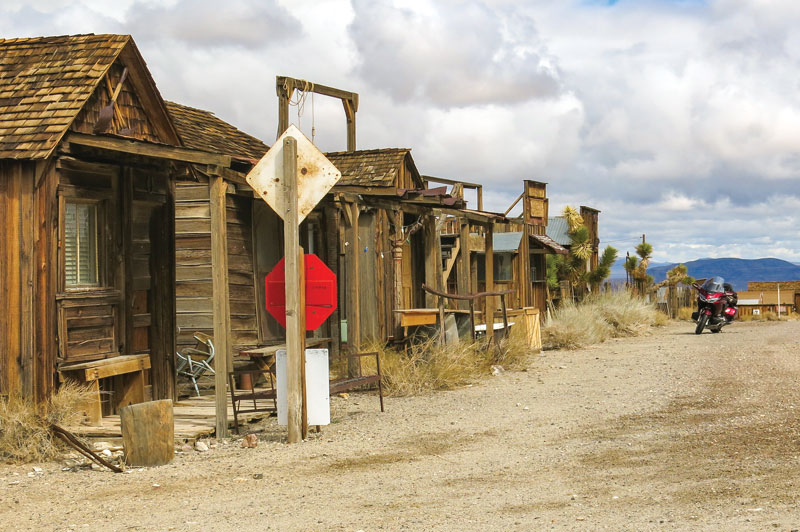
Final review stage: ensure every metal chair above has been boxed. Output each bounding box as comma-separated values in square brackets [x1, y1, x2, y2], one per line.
[176, 332, 215, 396]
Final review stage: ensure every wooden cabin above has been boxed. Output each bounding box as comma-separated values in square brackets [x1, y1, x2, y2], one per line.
[167, 101, 269, 357]
[438, 180, 565, 322]
[167, 103, 460, 362]
[0, 35, 231, 419]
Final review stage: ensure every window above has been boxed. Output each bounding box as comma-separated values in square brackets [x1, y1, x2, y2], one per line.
[64, 202, 100, 287]
[476, 254, 514, 282]
[494, 254, 513, 282]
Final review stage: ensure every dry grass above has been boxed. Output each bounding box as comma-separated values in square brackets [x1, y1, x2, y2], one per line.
[0, 382, 93, 463]
[677, 307, 694, 321]
[360, 333, 535, 397]
[543, 290, 662, 350]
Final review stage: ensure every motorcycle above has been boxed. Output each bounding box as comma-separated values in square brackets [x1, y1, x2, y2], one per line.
[691, 276, 738, 334]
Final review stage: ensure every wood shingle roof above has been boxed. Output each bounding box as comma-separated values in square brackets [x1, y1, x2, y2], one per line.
[165, 101, 269, 162]
[0, 34, 131, 159]
[325, 148, 416, 187]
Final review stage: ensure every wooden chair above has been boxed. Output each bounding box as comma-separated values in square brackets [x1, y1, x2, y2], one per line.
[228, 368, 277, 434]
[329, 352, 384, 412]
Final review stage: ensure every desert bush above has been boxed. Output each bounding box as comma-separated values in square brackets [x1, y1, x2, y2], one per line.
[677, 307, 694, 321]
[0, 382, 93, 463]
[543, 290, 661, 350]
[362, 333, 535, 397]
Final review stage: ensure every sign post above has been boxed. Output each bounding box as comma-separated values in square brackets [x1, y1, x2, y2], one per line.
[246, 125, 341, 443]
[283, 137, 305, 443]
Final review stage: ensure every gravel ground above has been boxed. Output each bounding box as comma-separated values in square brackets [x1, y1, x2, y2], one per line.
[1, 320, 799, 532]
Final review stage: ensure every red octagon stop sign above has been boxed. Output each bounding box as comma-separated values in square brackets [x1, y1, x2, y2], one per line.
[265, 254, 337, 331]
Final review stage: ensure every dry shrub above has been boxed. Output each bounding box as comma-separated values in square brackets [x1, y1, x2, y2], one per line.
[365, 333, 536, 397]
[543, 290, 661, 350]
[0, 382, 93, 463]
[677, 307, 694, 321]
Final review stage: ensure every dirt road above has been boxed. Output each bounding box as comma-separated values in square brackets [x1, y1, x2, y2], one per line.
[2, 321, 800, 531]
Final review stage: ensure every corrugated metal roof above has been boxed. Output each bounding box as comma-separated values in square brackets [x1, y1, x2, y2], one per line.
[493, 232, 522, 253]
[531, 233, 569, 254]
[547, 216, 571, 246]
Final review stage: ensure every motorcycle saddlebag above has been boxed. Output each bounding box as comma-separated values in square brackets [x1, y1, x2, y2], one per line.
[691, 311, 699, 321]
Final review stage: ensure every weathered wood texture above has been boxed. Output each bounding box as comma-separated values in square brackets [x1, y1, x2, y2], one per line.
[326, 149, 422, 189]
[120, 399, 174, 467]
[210, 174, 231, 437]
[175, 182, 259, 353]
[0, 35, 179, 160]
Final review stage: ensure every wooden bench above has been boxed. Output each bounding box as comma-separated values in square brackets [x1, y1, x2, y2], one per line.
[329, 352, 384, 412]
[59, 354, 150, 425]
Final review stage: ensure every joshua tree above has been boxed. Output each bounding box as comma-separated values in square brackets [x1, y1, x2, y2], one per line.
[664, 263, 694, 317]
[548, 206, 617, 296]
[629, 242, 654, 294]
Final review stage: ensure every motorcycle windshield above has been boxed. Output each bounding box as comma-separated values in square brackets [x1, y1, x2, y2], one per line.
[701, 276, 725, 293]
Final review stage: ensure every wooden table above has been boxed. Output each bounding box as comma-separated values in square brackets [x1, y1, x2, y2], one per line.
[238, 337, 333, 370]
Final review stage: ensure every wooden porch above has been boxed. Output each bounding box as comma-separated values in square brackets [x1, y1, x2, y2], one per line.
[66, 391, 272, 443]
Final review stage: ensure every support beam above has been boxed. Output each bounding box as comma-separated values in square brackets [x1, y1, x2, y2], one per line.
[392, 209, 405, 339]
[276, 76, 359, 152]
[64, 132, 231, 167]
[209, 173, 231, 439]
[345, 202, 361, 352]
[457, 220, 471, 311]
[485, 225, 495, 344]
[423, 212, 444, 308]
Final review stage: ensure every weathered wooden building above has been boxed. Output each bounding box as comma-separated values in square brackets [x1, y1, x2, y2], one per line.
[0, 35, 231, 415]
[165, 102, 464, 360]
[437, 180, 566, 320]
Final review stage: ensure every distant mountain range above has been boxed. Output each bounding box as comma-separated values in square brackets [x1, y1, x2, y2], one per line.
[609, 257, 800, 291]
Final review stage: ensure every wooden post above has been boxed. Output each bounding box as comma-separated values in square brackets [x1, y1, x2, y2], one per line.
[343, 99, 356, 152]
[468, 298, 476, 341]
[457, 220, 471, 311]
[438, 295, 446, 345]
[485, 225, 494, 344]
[392, 209, 405, 339]
[120, 399, 174, 467]
[345, 202, 361, 354]
[277, 84, 289, 140]
[283, 137, 306, 443]
[209, 173, 231, 439]
[323, 206, 341, 357]
[423, 212, 443, 308]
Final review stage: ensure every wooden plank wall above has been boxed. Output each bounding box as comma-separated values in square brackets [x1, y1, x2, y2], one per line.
[357, 211, 380, 342]
[0, 160, 56, 401]
[174, 181, 259, 355]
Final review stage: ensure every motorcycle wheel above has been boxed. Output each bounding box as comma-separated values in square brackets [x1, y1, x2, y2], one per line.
[695, 314, 708, 334]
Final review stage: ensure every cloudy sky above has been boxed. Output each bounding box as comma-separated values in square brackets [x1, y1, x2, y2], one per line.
[2, 0, 799, 263]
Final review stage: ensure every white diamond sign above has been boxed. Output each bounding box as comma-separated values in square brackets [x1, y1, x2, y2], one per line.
[245, 124, 341, 224]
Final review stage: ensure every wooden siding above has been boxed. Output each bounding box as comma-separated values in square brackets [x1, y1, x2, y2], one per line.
[71, 62, 162, 143]
[175, 182, 259, 355]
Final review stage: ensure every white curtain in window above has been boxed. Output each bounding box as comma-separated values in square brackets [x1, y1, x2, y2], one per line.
[65, 202, 98, 286]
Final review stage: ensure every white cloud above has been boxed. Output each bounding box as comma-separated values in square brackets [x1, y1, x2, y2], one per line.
[1, 0, 798, 263]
